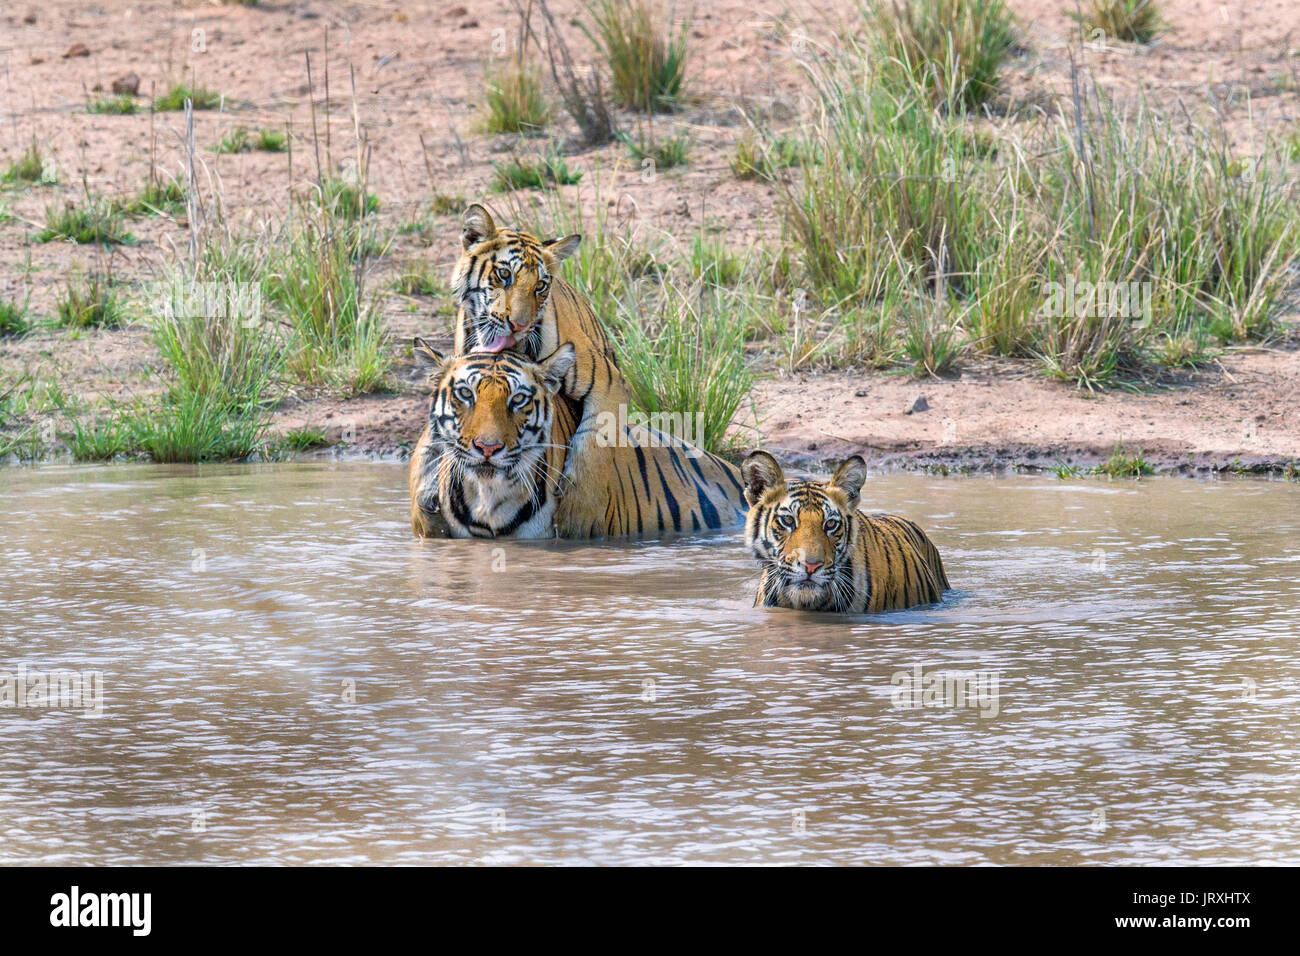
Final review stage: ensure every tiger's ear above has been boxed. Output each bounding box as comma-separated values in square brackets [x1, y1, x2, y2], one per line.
[741, 450, 785, 506]
[462, 203, 497, 249]
[829, 455, 867, 510]
[538, 342, 577, 394]
[412, 336, 446, 367]
[542, 233, 581, 263]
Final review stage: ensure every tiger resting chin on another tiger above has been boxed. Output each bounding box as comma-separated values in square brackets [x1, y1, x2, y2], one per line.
[741, 451, 950, 613]
[409, 343, 747, 539]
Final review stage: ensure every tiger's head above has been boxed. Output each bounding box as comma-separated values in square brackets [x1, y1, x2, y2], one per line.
[415, 338, 577, 476]
[453, 203, 582, 355]
[741, 451, 868, 609]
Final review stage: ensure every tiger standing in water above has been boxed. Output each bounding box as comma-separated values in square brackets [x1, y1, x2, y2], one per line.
[741, 451, 949, 612]
[409, 203, 746, 537]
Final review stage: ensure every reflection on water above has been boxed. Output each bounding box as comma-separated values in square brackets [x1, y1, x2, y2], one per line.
[1, 462, 1298, 865]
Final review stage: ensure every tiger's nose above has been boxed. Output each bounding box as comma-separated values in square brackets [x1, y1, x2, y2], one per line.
[473, 439, 503, 459]
[802, 560, 823, 574]
[509, 318, 531, 334]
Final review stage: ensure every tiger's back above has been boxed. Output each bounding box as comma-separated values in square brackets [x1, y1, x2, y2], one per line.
[850, 512, 949, 612]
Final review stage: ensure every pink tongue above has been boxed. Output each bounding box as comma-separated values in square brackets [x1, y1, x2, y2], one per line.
[481, 333, 516, 354]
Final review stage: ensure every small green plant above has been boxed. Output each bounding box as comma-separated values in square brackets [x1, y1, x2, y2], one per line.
[617, 128, 689, 168]
[1070, 0, 1164, 44]
[57, 272, 126, 328]
[2, 141, 54, 184]
[38, 197, 135, 244]
[492, 153, 582, 191]
[868, 0, 1018, 110]
[214, 126, 288, 154]
[1094, 442, 1154, 478]
[257, 128, 287, 152]
[87, 94, 139, 115]
[280, 426, 330, 451]
[318, 179, 381, 220]
[116, 176, 186, 217]
[585, 0, 690, 113]
[392, 259, 447, 297]
[155, 82, 223, 111]
[688, 232, 743, 286]
[60, 413, 134, 461]
[730, 132, 807, 180]
[0, 295, 31, 337]
[481, 56, 550, 134]
[1050, 460, 1083, 479]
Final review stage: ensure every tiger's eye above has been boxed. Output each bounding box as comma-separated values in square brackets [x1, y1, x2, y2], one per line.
[495, 266, 512, 287]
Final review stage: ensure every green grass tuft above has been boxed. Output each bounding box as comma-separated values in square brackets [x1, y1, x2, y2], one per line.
[584, 0, 690, 113]
[491, 153, 582, 191]
[38, 197, 135, 244]
[155, 83, 223, 111]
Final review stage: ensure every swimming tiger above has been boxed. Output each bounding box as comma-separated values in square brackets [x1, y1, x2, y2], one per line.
[741, 451, 950, 612]
[410, 343, 747, 539]
[450, 202, 638, 534]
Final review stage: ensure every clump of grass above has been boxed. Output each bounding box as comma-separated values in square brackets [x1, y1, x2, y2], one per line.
[155, 82, 223, 111]
[688, 232, 743, 286]
[214, 126, 288, 154]
[585, 0, 690, 113]
[730, 132, 807, 180]
[1071, 0, 1164, 44]
[899, 296, 965, 377]
[430, 192, 465, 215]
[59, 413, 134, 461]
[318, 179, 380, 220]
[617, 128, 689, 168]
[280, 425, 329, 451]
[87, 94, 139, 115]
[392, 259, 447, 297]
[38, 197, 135, 244]
[265, 201, 390, 394]
[1050, 460, 1083, 479]
[56, 272, 126, 328]
[481, 56, 550, 134]
[0, 295, 31, 337]
[867, 0, 1018, 111]
[491, 153, 582, 191]
[2, 141, 55, 185]
[609, 280, 753, 455]
[1093, 442, 1154, 478]
[153, 237, 284, 414]
[116, 175, 186, 217]
[128, 392, 271, 463]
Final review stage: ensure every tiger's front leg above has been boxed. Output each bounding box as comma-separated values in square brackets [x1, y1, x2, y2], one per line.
[552, 400, 610, 538]
[409, 427, 452, 538]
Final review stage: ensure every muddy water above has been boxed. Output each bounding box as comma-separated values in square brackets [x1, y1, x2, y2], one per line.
[1, 463, 1297, 865]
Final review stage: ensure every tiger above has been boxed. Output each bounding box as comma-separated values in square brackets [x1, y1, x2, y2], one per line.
[409, 342, 576, 538]
[409, 341, 748, 539]
[450, 202, 640, 534]
[741, 451, 950, 613]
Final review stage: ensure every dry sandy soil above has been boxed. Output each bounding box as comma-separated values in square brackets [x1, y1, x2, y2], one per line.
[1, 0, 1298, 474]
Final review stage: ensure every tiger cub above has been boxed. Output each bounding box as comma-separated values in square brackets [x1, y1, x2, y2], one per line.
[741, 451, 949, 612]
